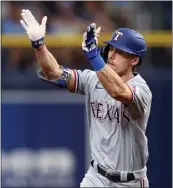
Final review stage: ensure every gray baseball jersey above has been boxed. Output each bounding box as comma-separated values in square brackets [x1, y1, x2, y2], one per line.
[37, 68, 152, 172]
[73, 69, 152, 172]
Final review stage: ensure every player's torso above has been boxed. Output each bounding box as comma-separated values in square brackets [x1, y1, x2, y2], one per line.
[86, 74, 147, 171]
[89, 79, 130, 126]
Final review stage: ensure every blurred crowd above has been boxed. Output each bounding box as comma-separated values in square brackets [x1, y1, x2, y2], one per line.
[2, 1, 172, 89]
[2, 1, 172, 34]
[0, 2, 145, 34]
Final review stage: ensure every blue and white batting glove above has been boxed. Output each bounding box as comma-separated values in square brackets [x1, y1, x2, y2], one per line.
[82, 23, 101, 58]
[20, 9, 47, 48]
[82, 23, 105, 71]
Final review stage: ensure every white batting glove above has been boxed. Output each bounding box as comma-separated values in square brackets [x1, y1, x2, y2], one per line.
[20, 9, 47, 48]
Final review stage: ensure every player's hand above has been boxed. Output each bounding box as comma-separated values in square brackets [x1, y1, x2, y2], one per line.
[82, 23, 101, 59]
[20, 9, 47, 48]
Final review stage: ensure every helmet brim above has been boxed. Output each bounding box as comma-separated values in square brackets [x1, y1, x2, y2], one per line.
[103, 40, 137, 56]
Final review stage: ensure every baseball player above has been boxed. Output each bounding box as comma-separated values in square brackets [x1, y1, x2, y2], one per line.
[20, 9, 152, 188]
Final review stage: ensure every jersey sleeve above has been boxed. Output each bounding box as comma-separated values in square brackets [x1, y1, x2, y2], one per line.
[72, 69, 95, 95]
[125, 82, 152, 118]
[37, 68, 94, 95]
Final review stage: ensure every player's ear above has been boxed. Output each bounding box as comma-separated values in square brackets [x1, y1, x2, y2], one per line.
[131, 56, 140, 67]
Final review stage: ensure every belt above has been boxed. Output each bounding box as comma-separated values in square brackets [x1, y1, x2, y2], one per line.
[91, 160, 135, 183]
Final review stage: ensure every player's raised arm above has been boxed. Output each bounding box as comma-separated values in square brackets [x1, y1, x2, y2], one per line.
[82, 23, 133, 104]
[82, 23, 149, 107]
[20, 9, 75, 91]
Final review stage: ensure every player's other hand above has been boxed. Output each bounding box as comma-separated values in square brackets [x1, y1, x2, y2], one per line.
[20, 9, 47, 48]
[82, 23, 101, 59]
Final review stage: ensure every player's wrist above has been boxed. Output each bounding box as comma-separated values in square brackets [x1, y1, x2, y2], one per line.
[85, 48, 98, 59]
[31, 37, 44, 49]
[34, 43, 45, 51]
[89, 54, 105, 71]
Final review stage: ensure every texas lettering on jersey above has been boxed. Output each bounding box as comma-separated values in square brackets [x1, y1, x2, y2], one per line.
[90, 101, 130, 126]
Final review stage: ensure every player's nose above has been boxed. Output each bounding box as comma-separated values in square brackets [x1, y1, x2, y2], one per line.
[110, 49, 117, 60]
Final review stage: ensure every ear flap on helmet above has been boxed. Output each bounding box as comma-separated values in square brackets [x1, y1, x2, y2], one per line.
[99, 45, 110, 63]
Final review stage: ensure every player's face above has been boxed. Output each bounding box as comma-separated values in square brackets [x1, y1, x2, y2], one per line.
[107, 46, 139, 76]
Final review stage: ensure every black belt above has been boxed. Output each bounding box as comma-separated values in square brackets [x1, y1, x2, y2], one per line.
[91, 160, 135, 183]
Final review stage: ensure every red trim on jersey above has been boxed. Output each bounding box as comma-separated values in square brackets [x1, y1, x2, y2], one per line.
[132, 85, 137, 92]
[72, 69, 78, 93]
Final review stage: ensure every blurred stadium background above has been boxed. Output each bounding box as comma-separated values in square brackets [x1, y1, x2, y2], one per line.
[1, 1, 172, 188]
